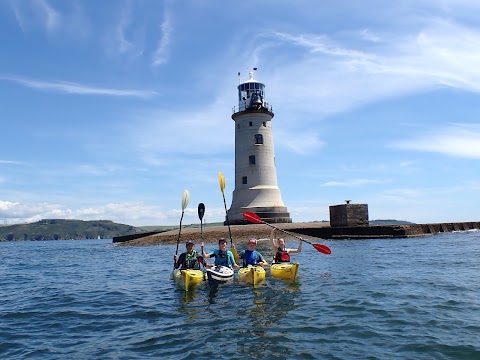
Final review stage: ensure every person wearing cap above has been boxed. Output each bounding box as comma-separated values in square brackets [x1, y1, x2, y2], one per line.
[174, 240, 204, 270]
[270, 229, 302, 263]
[238, 238, 268, 267]
[201, 238, 240, 268]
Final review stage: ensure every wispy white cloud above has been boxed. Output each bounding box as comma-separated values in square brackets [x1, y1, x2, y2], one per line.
[277, 129, 325, 154]
[9, 0, 60, 32]
[124, 95, 233, 161]
[36, 0, 59, 31]
[151, 8, 172, 66]
[0, 75, 158, 98]
[260, 18, 480, 120]
[0, 159, 26, 165]
[391, 123, 480, 159]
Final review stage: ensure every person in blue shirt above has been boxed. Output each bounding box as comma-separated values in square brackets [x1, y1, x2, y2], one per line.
[201, 238, 240, 268]
[238, 238, 268, 267]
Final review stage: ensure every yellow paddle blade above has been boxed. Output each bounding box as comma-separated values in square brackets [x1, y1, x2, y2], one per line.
[182, 189, 190, 210]
[219, 172, 226, 193]
[231, 245, 240, 264]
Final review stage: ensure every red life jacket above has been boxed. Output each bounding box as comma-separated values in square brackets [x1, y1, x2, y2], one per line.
[275, 248, 290, 262]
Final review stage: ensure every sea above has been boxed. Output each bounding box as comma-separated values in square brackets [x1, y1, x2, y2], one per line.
[1, 230, 479, 360]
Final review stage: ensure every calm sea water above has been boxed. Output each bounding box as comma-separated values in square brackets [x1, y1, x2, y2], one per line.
[1, 231, 479, 359]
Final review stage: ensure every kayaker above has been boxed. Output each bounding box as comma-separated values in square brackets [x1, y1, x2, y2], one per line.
[238, 238, 268, 267]
[174, 240, 204, 270]
[201, 238, 240, 268]
[270, 229, 302, 263]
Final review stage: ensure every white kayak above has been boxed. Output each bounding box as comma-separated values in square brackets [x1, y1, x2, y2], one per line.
[206, 265, 234, 287]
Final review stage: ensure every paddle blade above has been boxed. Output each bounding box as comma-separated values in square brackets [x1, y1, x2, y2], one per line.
[313, 243, 331, 255]
[219, 172, 226, 193]
[231, 245, 240, 264]
[243, 211, 263, 224]
[182, 189, 190, 210]
[198, 203, 205, 220]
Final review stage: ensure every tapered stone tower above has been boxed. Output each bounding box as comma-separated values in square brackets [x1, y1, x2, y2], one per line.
[227, 71, 291, 224]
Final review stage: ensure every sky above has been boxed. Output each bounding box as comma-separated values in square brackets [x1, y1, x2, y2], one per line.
[1, 0, 480, 227]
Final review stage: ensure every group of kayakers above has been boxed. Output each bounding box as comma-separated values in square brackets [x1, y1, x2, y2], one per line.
[173, 229, 302, 270]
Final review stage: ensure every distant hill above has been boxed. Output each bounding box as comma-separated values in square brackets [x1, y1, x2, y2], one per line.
[0, 219, 144, 241]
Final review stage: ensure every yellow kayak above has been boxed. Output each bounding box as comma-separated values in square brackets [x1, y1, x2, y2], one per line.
[270, 262, 299, 282]
[173, 269, 204, 290]
[238, 265, 266, 286]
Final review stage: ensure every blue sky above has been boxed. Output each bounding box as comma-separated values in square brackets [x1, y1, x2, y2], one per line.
[1, 0, 480, 227]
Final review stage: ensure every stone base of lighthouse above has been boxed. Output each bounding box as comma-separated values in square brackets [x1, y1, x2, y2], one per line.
[227, 185, 292, 225]
[227, 206, 292, 225]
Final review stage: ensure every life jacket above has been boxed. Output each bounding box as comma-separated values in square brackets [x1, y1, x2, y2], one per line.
[182, 251, 201, 270]
[275, 247, 290, 263]
[243, 249, 258, 266]
[214, 249, 230, 266]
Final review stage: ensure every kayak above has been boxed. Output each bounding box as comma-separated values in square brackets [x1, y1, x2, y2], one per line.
[270, 262, 299, 282]
[206, 265, 234, 287]
[173, 269, 204, 290]
[238, 265, 266, 286]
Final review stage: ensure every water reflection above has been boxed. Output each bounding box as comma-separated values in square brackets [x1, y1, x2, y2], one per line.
[236, 282, 299, 358]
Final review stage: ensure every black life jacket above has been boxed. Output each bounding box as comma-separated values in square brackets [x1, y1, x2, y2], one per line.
[275, 247, 290, 263]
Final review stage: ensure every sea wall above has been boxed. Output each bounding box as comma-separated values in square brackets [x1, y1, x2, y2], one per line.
[289, 222, 480, 239]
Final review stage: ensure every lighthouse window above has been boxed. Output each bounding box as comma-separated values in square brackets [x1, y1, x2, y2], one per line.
[249, 121, 253, 126]
[242, 176, 248, 184]
[255, 83, 260, 89]
[254, 134, 263, 144]
[249, 155, 256, 165]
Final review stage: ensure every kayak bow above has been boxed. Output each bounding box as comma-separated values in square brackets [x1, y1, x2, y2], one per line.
[238, 265, 266, 286]
[270, 262, 299, 282]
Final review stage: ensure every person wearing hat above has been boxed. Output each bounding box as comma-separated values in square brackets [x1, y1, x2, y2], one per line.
[174, 240, 204, 270]
[238, 238, 268, 267]
[201, 238, 240, 268]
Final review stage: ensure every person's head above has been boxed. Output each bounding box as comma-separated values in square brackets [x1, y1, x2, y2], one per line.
[218, 238, 227, 250]
[186, 240, 195, 253]
[248, 238, 257, 249]
[277, 238, 285, 248]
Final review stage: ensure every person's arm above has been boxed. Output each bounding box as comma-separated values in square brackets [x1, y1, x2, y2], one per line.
[269, 229, 277, 253]
[201, 242, 212, 258]
[229, 252, 241, 268]
[174, 253, 185, 269]
[288, 239, 303, 254]
[257, 252, 268, 267]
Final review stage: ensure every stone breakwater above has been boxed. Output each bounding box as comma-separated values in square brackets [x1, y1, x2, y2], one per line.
[114, 221, 480, 246]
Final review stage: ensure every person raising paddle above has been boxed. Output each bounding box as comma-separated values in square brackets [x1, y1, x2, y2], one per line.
[270, 229, 302, 263]
[201, 238, 240, 269]
[174, 240, 204, 270]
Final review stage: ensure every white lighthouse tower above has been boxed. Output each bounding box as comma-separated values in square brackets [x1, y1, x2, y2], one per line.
[227, 70, 292, 224]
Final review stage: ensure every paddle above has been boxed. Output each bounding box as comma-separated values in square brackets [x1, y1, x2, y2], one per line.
[198, 203, 206, 268]
[218, 172, 240, 264]
[242, 211, 332, 255]
[174, 189, 190, 268]
[198, 203, 205, 241]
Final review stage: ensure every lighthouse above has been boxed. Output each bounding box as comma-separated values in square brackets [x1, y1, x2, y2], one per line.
[227, 70, 292, 224]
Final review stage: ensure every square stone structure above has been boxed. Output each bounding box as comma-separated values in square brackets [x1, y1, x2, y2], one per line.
[329, 203, 369, 227]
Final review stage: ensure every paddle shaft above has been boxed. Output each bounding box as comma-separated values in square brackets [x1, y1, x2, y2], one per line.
[174, 190, 190, 268]
[175, 211, 185, 257]
[222, 194, 233, 245]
